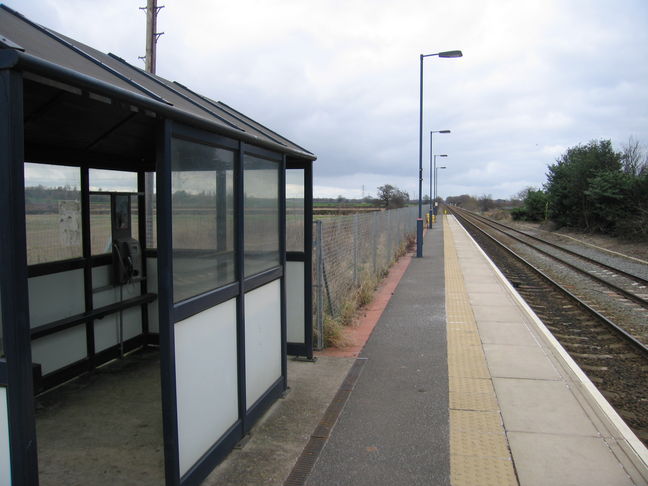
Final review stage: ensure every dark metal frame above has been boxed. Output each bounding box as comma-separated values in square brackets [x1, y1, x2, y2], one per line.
[285, 160, 314, 359]
[0, 68, 39, 486]
[160, 122, 289, 486]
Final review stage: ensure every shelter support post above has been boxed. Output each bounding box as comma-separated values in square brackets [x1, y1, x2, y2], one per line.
[0, 68, 39, 486]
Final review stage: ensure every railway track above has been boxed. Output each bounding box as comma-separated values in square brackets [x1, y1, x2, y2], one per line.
[460, 209, 648, 307]
[447, 206, 648, 445]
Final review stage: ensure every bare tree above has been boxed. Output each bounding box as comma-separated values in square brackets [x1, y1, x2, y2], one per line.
[621, 136, 648, 176]
[377, 184, 409, 209]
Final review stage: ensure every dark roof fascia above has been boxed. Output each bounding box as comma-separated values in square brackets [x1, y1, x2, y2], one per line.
[0, 49, 316, 161]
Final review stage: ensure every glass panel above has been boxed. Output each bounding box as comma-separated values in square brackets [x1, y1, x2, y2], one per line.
[24, 163, 82, 264]
[172, 138, 235, 302]
[90, 194, 139, 255]
[145, 172, 157, 249]
[244, 154, 280, 277]
[90, 194, 111, 255]
[0, 294, 3, 358]
[286, 169, 304, 253]
[89, 169, 137, 192]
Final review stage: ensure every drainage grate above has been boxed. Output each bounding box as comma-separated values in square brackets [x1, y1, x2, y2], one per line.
[283, 358, 367, 486]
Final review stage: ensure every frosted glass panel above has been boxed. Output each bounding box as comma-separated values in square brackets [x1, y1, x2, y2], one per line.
[94, 308, 141, 352]
[245, 280, 282, 409]
[286, 262, 305, 344]
[0, 388, 10, 486]
[31, 325, 86, 374]
[28, 270, 85, 327]
[175, 300, 238, 476]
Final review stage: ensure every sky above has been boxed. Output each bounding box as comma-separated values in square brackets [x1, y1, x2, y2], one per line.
[6, 0, 648, 200]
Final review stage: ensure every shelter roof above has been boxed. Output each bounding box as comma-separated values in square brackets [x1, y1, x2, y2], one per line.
[0, 4, 315, 161]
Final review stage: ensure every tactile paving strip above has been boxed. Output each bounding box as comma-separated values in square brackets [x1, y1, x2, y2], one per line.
[444, 216, 519, 486]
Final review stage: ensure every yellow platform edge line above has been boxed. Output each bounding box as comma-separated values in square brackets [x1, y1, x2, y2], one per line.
[443, 215, 519, 486]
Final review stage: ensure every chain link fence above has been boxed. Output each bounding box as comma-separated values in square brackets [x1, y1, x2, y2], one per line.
[313, 206, 418, 348]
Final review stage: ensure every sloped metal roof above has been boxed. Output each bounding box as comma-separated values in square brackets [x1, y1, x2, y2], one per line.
[0, 4, 314, 160]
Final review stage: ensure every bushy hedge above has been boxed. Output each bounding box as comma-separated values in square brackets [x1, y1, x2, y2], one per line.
[532, 139, 648, 240]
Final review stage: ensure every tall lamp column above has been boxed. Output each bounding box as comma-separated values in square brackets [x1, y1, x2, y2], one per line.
[417, 50, 462, 258]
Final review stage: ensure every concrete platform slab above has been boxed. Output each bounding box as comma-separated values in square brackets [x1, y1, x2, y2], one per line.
[493, 378, 600, 436]
[483, 343, 561, 380]
[507, 432, 635, 486]
[468, 290, 515, 306]
[472, 303, 526, 323]
[477, 321, 539, 346]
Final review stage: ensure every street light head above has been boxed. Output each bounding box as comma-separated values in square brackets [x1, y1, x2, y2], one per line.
[439, 130, 451, 134]
[438, 50, 463, 58]
[439, 166, 447, 169]
[438, 154, 448, 157]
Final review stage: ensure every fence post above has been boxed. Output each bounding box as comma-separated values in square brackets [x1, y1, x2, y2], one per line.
[372, 211, 377, 276]
[387, 210, 392, 262]
[315, 220, 324, 350]
[353, 213, 359, 285]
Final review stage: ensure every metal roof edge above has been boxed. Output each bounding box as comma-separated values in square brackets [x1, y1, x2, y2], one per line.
[107, 53, 245, 132]
[171, 80, 287, 147]
[9, 49, 316, 160]
[217, 101, 315, 156]
[0, 48, 19, 69]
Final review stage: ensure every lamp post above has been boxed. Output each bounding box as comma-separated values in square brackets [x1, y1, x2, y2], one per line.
[429, 131, 450, 227]
[435, 165, 447, 214]
[417, 50, 462, 258]
[432, 154, 447, 223]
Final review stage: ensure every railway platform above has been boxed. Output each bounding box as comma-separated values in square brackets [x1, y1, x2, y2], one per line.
[204, 215, 648, 486]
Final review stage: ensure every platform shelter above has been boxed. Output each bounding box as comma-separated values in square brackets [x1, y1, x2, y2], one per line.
[0, 5, 315, 485]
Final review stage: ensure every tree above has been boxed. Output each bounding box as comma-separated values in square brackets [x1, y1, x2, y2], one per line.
[445, 194, 478, 210]
[377, 184, 409, 209]
[545, 140, 622, 230]
[511, 188, 549, 221]
[478, 194, 495, 212]
[584, 171, 633, 233]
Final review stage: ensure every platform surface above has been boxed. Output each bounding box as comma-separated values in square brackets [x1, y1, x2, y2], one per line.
[304, 215, 644, 486]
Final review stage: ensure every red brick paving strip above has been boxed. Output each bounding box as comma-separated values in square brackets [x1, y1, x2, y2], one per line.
[315, 246, 416, 358]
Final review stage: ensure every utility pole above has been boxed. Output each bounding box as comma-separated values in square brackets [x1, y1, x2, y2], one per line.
[140, 0, 164, 74]
[140, 0, 164, 245]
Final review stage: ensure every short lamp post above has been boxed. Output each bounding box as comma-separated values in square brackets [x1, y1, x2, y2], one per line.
[435, 165, 447, 215]
[432, 153, 448, 226]
[417, 50, 462, 258]
[428, 130, 450, 228]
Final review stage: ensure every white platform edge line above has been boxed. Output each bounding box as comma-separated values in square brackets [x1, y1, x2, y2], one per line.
[448, 215, 648, 475]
